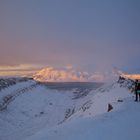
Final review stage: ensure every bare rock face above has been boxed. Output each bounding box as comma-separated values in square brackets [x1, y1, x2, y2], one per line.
[107, 103, 113, 112]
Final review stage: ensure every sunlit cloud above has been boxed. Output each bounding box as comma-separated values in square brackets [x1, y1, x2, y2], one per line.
[0, 64, 45, 76]
[0, 64, 43, 71]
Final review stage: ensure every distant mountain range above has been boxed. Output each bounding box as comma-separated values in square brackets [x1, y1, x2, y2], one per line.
[32, 67, 124, 82]
[1, 66, 139, 82]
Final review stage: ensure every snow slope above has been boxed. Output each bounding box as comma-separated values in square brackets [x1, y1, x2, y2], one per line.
[0, 77, 138, 140]
[0, 80, 102, 140]
[24, 81, 138, 140]
[26, 100, 140, 140]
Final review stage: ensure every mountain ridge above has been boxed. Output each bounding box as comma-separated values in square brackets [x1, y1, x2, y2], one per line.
[33, 67, 105, 82]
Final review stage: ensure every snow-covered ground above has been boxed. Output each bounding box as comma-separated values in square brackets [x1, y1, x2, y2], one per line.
[0, 78, 139, 140]
[27, 99, 140, 140]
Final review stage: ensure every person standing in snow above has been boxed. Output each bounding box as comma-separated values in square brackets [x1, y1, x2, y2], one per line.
[135, 80, 140, 101]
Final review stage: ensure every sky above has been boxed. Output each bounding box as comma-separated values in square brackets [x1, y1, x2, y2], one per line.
[0, 0, 140, 75]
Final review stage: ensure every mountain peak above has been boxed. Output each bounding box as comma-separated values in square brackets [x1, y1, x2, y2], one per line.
[33, 67, 89, 82]
[33, 67, 105, 82]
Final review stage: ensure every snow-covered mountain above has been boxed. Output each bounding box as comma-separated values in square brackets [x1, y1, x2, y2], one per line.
[32, 67, 118, 82]
[0, 75, 139, 140]
[33, 67, 91, 82]
[121, 74, 140, 80]
[113, 67, 140, 80]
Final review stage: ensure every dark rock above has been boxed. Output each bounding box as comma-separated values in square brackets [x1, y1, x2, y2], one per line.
[117, 99, 123, 102]
[107, 103, 113, 112]
[40, 111, 44, 114]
